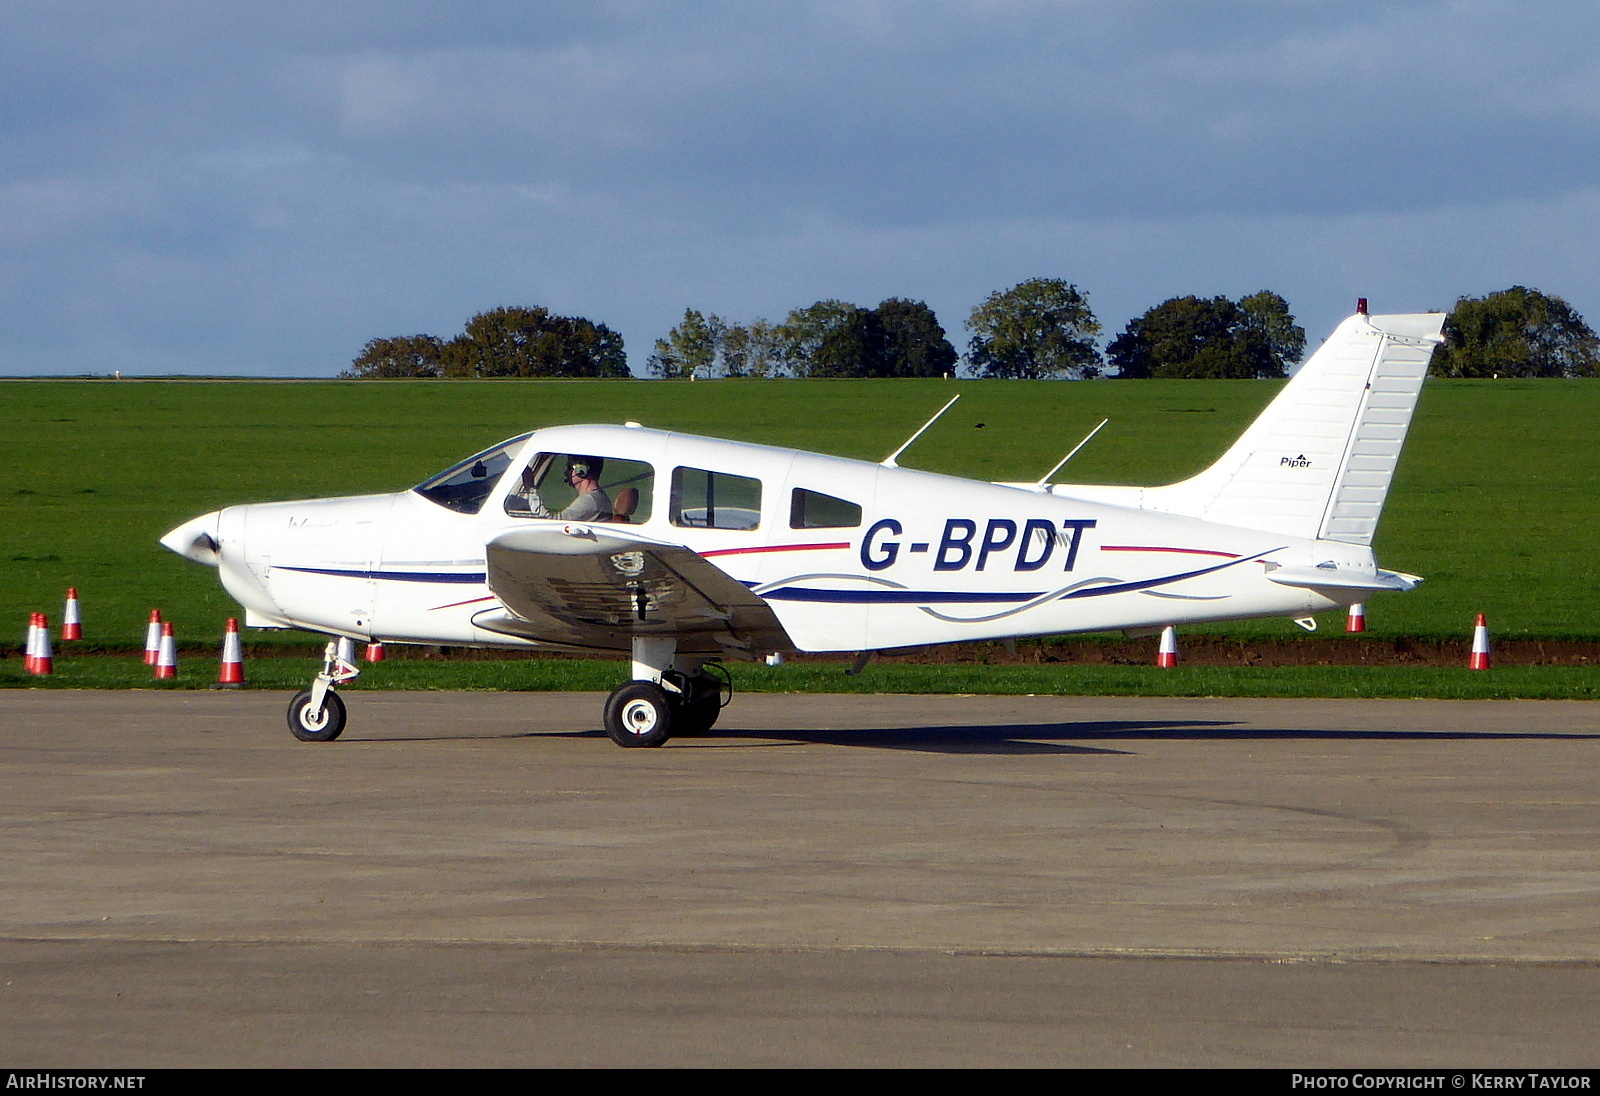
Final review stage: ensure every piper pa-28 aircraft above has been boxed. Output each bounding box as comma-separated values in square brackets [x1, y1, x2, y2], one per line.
[161, 304, 1444, 747]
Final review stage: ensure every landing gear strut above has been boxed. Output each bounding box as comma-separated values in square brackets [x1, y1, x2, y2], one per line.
[288, 638, 360, 742]
[601, 638, 731, 748]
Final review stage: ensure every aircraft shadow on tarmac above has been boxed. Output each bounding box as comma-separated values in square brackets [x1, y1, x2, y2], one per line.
[361, 721, 1600, 756]
[354, 724, 1135, 754]
[676, 721, 1160, 755]
[665, 720, 1600, 755]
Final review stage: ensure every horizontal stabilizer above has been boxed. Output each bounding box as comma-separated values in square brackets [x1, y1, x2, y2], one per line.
[1264, 566, 1422, 592]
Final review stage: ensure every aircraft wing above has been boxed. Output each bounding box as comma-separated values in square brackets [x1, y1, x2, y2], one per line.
[476, 525, 795, 659]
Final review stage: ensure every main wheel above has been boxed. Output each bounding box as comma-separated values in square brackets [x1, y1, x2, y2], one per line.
[672, 690, 722, 737]
[288, 688, 346, 742]
[603, 681, 673, 748]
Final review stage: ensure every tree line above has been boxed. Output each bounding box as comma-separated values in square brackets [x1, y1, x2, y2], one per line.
[343, 306, 628, 379]
[647, 282, 1304, 380]
[344, 284, 1600, 380]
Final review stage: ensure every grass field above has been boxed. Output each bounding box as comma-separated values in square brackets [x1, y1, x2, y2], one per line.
[3, 376, 1598, 695]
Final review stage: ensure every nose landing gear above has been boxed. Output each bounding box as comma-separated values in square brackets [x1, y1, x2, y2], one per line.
[288, 638, 360, 742]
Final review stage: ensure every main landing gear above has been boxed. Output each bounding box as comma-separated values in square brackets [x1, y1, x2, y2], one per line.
[601, 637, 730, 748]
[288, 638, 360, 742]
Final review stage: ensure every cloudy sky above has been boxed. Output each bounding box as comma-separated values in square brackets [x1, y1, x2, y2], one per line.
[3, 0, 1597, 375]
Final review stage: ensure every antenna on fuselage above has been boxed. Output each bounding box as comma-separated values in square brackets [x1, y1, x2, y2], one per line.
[881, 395, 961, 468]
[1032, 418, 1109, 489]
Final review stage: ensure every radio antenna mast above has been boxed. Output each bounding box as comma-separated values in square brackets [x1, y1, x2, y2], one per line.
[1032, 418, 1108, 488]
[881, 395, 961, 468]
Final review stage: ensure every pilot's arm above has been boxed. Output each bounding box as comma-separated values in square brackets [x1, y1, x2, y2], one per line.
[514, 466, 553, 518]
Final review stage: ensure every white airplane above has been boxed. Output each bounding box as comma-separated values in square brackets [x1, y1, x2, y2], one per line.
[161, 304, 1444, 747]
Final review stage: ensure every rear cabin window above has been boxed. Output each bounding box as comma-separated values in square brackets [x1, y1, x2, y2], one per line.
[671, 467, 762, 530]
[790, 488, 862, 529]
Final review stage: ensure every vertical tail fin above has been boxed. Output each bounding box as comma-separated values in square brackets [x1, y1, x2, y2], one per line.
[1135, 309, 1445, 544]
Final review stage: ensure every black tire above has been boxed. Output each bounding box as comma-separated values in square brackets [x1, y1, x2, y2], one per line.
[288, 688, 346, 742]
[672, 690, 722, 737]
[603, 681, 673, 748]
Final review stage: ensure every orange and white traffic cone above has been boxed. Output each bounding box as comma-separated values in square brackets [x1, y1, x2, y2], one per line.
[1346, 602, 1366, 633]
[144, 610, 163, 665]
[1469, 613, 1491, 670]
[154, 622, 177, 680]
[32, 614, 53, 676]
[216, 618, 245, 688]
[24, 613, 41, 674]
[363, 641, 386, 663]
[1156, 625, 1178, 668]
[62, 588, 82, 641]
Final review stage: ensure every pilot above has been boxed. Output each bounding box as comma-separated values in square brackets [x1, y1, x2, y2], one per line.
[519, 455, 612, 520]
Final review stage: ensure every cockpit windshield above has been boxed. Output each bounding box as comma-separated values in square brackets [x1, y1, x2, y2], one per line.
[413, 434, 533, 514]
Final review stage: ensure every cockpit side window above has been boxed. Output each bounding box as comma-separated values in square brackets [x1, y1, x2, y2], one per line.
[671, 467, 762, 530]
[413, 435, 531, 515]
[789, 488, 862, 530]
[503, 452, 655, 523]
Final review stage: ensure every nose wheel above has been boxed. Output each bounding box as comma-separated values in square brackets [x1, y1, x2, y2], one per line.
[288, 688, 347, 741]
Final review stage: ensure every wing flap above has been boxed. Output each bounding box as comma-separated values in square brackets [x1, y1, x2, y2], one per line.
[481, 525, 794, 657]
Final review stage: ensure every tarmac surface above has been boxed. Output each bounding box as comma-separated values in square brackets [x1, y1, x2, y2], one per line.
[1, 689, 1597, 1067]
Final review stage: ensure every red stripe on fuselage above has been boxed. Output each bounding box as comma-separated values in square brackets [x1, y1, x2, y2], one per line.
[429, 595, 498, 611]
[701, 542, 850, 559]
[1101, 545, 1241, 559]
